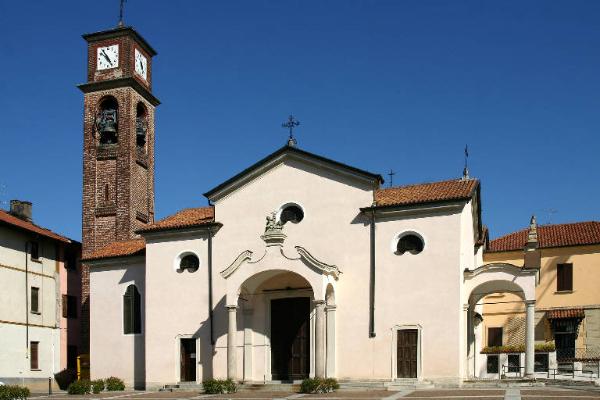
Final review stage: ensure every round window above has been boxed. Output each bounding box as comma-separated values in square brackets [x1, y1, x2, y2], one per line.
[396, 234, 424, 255]
[280, 204, 304, 224]
[179, 254, 199, 272]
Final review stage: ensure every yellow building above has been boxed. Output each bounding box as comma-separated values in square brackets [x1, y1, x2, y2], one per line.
[481, 218, 600, 375]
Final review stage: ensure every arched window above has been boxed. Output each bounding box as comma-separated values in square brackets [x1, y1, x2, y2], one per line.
[136, 102, 147, 148]
[96, 97, 119, 145]
[179, 254, 200, 272]
[396, 234, 424, 255]
[279, 203, 304, 224]
[123, 285, 141, 334]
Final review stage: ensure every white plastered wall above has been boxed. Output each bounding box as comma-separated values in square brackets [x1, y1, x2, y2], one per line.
[89, 260, 145, 388]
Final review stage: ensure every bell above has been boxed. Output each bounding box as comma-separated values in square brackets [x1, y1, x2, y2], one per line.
[136, 119, 147, 147]
[97, 109, 118, 144]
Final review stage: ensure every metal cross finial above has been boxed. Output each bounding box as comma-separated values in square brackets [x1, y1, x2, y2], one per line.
[462, 144, 470, 179]
[388, 169, 396, 187]
[282, 114, 300, 146]
[118, 0, 126, 27]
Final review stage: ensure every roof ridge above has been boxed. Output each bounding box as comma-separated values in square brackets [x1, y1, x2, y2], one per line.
[491, 220, 600, 242]
[379, 177, 478, 191]
[0, 208, 71, 243]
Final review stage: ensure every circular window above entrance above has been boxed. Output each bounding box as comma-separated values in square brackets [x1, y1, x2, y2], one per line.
[392, 232, 425, 255]
[278, 202, 305, 224]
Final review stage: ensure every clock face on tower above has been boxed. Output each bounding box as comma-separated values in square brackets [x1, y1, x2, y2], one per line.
[97, 45, 119, 70]
[135, 49, 147, 80]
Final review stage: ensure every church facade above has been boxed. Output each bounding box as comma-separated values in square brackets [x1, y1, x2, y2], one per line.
[80, 26, 540, 389]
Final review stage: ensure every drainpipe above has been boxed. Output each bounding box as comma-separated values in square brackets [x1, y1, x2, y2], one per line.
[207, 226, 215, 345]
[369, 210, 376, 338]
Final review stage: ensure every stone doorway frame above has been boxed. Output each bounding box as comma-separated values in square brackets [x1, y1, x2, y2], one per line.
[391, 324, 423, 380]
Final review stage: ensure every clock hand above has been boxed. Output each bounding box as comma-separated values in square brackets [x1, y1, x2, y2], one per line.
[101, 50, 113, 66]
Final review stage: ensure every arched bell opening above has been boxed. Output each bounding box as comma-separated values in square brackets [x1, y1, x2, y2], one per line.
[135, 102, 148, 149]
[96, 96, 119, 145]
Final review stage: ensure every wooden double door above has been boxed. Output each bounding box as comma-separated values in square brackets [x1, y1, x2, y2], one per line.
[271, 297, 310, 381]
[397, 329, 418, 378]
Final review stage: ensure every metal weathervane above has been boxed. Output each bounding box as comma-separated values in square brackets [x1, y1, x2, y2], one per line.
[463, 144, 470, 179]
[282, 115, 300, 146]
[118, 0, 126, 27]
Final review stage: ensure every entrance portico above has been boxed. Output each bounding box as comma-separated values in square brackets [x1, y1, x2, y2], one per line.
[464, 263, 538, 379]
[220, 217, 340, 381]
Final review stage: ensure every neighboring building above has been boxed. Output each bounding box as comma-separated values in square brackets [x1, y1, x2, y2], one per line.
[0, 200, 82, 390]
[79, 24, 543, 389]
[480, 219, 600, 377]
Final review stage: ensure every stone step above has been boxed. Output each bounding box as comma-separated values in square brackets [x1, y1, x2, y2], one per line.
[385, 379, 435, 391]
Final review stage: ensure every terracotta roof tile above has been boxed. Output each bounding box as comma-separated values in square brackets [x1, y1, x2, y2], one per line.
[546, 308, 585, 319]
[0, 209, 70, 243]
[488, 221, 600, 252]
[374, 178, 479, 207]
[137, 206, 215, 233]
[82, 239, 145, 261]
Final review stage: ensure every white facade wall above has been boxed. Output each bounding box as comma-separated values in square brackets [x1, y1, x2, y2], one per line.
[88, 156, 480, 387]
[89, 260, 145, 388]
[0, 225, 61, 388]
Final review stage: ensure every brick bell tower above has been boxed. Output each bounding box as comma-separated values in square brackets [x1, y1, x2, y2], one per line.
[78, 25, 158, 352]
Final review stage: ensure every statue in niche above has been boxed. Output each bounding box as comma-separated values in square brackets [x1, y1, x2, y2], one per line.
[96, 108, 118, 145]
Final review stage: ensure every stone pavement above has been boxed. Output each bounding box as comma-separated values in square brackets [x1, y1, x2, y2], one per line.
[28, 387, 600, 400]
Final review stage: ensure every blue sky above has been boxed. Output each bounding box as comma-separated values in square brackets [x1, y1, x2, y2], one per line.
[0, 1, 598, 241]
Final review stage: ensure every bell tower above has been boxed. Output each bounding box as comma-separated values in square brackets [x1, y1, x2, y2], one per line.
[79, 26, 159, 254]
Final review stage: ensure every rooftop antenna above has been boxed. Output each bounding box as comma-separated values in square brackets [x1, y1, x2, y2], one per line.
[387, 169, 395, 188]
[543, 208, 558, 224]
[462, 144, 470, 180]
[282, 114, 300, 147]
[118, 0, 126, 27]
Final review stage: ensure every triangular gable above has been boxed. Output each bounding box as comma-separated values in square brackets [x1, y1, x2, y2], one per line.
[203, 145, 384, 202]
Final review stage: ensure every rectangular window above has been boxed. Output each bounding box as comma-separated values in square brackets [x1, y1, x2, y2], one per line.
[67, 345, 78, 370]
[508, 354, 521, 373]
[30, 242, 39, 260]
[557, 263, 573, 291]
[486, 354, 499, 374]
[487, 327, 503, 347]
[535, 353, 549, 372]
[31, 287, 40, 313]
[62, 295, 78, 319]
[30, 342, 39, 370]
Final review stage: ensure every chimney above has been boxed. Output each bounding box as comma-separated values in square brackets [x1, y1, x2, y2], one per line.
[9, 200, 33, 222]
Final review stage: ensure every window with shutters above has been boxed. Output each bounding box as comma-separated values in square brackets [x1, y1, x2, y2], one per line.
[123, 285, 142, 334]
[487, 327, 503, 347]
[30, 341, 39, 370]
[62, 295, 78, 319]
[31, 287, 40, 314]
[557, 263, 573, 292]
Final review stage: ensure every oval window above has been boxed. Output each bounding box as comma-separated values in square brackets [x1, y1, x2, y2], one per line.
[179, 254, 200, 272]
[396, 234, 424, 255]
[280, 204, 304, 224]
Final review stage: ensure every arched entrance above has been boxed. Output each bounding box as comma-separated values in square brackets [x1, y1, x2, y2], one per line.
[220, 236, 340, 382]
[463, 263, 538, 379]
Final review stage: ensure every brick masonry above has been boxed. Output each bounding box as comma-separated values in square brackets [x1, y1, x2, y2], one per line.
[80, 28, 157, 353]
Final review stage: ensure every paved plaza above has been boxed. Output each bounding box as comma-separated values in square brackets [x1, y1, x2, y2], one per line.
[29, 387, 600, 400]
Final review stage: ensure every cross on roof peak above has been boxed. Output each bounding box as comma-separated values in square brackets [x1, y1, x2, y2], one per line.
[282, 114, 300, 147]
